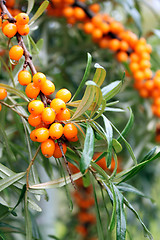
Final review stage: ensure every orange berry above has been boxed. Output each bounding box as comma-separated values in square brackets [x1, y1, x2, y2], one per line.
[109, 39, 120, 51]
[34, 127, 49, 142]
[139, 88, 149, 98]
[92, 28, 103, 40]
[53, 142, 67, 158]
[134, 70, 145, 81]
[99, 22, 110, 34]
[116, 51, 128, 62]
[40, 79, 55, 96]
[154, 77, 160, 88]
[41, 107, 56, 124]
[56, 108, 71, 121]
[33, 72, 46, 87]
[99, 37, 109, 48]
[120, 40, 129, 51]
[129, 62, 139, 73]
[67, 135, 78, 142]
[9, 45, 24, 61]
[55, 88, 71, 103]
[63, 123, 78, 140]
[63, 6, 74, 18]
[74, 7, 86, 20]
[2, 20, 9, 30]
[49, 123, 63, 140]
[28, 100, 44, 115]
[17, 24, 29, 35]
[41, 139, 55, 158]
[0, 104, 2, 111]
[6, 0, 15, 8]
[50, 98, 66, 113]
[30, 129, 37, 142]
[18, 70, 31, 86]
[83, 22, 94, 34]
[130, 53, 139, 62]
[16, 13, 29, 25]
[144, 68, 152, 79]
[110, 21, 124, 34]
[89, 3, 100, 13]
[3, 23, 17, 38]
[0, 87, 7, 100]
[92, 15, 102, 27]
[25, 82, 40, 99]
[139, 60, 151, 70]
[144, 80, 154, 91]
[28, 114, 42, 127]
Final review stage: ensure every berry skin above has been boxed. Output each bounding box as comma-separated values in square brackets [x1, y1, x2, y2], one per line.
[18, 70, 31, 86]
[30, 129, 37, 142]
[0, 87, 7, 100]
[49, 123, 63, 140]
[33, 72, 46, 87]
[56, 108, 71, 121]
[28, 114, 42, 127]
[41, 107, 56, 125]
[50, 98, 66, 113]
[40, 79, 55, 96]
[16, 13, 29, 25]
[63, 123, 78, 140]
[17, 24, 29, 35]
[0, 104, 2, 111]
[41, 139, 55, 158]
[67, 135, 78, 142]
[109, 39, 120, 51]
[34, 127, 49, 142]
[3, 23, 17, 38]
[55, 88, 71, 103]
[28, 100, 44, 115]
[9, 45, 24, 61]
[53, 142, 67, 158]
[25, 83, 40, 99]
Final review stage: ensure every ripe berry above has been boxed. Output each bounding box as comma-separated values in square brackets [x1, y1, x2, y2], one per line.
[74, 7, 86, 20]
[3, 23, 17, 38]
[83, 22, 94, 34]
[53, 142, 67, 158]
[0, 104, 2, 111]
[50, 98, 66, 113]
[9, 45, 24, 61]
[25, 83, 40, 99]
[41, 139, 55, 158]
[18, 70, 31, 86]
[28, 100, 44, 115]
[49, 123, 63, 140]
[55, 88, 71, 103]
[16, 13, 29, 25]
[63, 123, 78, 139]
[28, 114, 42, 127]
[33, 72, 46, 87]
[40, 79, 55, 96]
[56, 108, 71, 121]
[17, 24, 29, 35]
[109, 39, 120, 51]
[30, 129, 37, 142]
[0, 87, 7, 100]
[67, 135, 78, 142]
[41, 107, 56, 124]
[34, 127, 49, 142]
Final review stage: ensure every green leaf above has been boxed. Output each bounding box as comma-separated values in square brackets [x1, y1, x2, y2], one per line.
[0, 57, 15, 87]
[102, 81, 122, 101]
[115, 151, 160, 183]
[11, 184, 26, 213]
[28, 199, 42, 212]
[0, 172, 26, 192]
[124, 197, 153, 240]
[71, 52, 92, 101]
[105, 107, 124, 112]
[93, 99, 106, 120]
[140, 147, 157, 163]
[117, 108, 134, 142]
[71, 82, 96, 120]
[27, 0, 35, 15]
[93, 180, 105, 240]
[107, 183, 116, 231]
[111, 122, 137, 165]
[25, 191, 32, 240]
[0, 222, 24, 234]
[82, 171, 91, 187]
[80, 124, 94, 174]
[112, 139, 122, 153]
[102, 115, 113, 167]
[113, 184, 126, 240]
[93, 63, 106, 87]
[29, 0, 49, 25]
[29, 172, 83, 190]
[27, 35, 40, 55]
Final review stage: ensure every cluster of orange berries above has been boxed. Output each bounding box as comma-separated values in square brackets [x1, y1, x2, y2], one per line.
[27, 75, 78, 158]
[47, 0, 160, 118]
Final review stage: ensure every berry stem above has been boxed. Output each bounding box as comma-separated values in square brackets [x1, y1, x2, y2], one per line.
[26, 145, 41, 190]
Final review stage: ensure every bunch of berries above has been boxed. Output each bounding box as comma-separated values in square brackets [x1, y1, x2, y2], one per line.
[27, 75, 78, 158]
[47, 0, 160, 119]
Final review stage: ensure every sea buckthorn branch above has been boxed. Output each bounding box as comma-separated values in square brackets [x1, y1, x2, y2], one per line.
[48, 0, 160, 119]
